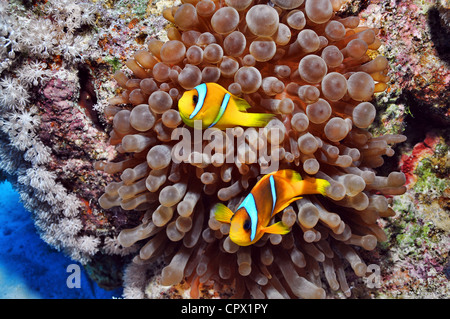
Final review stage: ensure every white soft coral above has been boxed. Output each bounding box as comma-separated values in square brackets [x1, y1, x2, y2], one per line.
[46, 0, 97, 33]
[58, 33, 86, 61]
[17, 61, 51, 87]
[0, 76, 30, 110]
[0, 105, 40, 150]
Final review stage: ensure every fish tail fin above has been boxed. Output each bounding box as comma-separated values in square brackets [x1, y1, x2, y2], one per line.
[237, 112, 275, 128]
[262, 221, 291, 235]
[213, 203, 234, 223]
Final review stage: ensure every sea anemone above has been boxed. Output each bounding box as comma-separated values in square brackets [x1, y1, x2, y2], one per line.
[97, 0, 407, 298]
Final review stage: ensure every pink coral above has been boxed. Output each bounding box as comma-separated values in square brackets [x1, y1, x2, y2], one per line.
[399, 133, 440, 188]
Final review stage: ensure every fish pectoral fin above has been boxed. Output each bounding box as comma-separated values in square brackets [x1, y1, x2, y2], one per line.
[213, 203, 234, 223]
[262, 221, 291, 235]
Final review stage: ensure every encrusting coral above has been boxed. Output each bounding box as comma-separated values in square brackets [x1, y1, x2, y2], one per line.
[96, 0, 408, 298]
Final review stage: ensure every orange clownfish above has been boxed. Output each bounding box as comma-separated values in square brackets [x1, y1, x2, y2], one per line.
[178, 82, 275, 130]
[214, 169, 330, 246]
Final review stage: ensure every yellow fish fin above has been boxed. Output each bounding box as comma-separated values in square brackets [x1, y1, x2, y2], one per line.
[235, 112, 275, 128]
[315, 178, 330, 196]
[295, 177, 331, 196]
[214, 203, 234, 223]
[262, 221, 291, 235]
[272, 169, 303, 183]
[276, 196, 303, 215]
[233, 97, 252, 112]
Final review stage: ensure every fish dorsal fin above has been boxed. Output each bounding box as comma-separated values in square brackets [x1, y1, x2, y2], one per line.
[262, 221, 291, 235]
[273, 169, 303, 183]
[233, 96, 252, 112]
[214, 203, 234, 223]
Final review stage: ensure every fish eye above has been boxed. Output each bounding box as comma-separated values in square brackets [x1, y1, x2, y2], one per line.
[243, 219, 251, 231]
[192, 94, 198, 105]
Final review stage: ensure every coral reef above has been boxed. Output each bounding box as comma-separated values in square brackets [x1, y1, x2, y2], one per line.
[356, 0, 450, 126]
[374, 133, 450, 298]
[0, 0, 100, 264]
[0, 0, 159, 265]
[0, 0, 448, 299]
[97, 0, 408, 299]
[352, 0, 450, 298]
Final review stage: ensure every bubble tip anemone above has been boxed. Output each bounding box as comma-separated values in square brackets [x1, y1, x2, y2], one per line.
[99, 0, 407, 299]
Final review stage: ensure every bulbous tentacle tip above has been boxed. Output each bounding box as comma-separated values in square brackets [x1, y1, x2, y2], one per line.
[100, 0, 407, 299]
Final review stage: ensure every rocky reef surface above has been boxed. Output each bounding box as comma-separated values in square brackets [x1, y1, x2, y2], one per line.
[0, 0, 448, 298]
[340, 0, 450, 298]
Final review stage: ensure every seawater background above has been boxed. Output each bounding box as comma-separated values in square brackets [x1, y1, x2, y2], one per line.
[0, 181, 123, 298]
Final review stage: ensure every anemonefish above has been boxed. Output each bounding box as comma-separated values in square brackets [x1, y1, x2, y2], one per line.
[178, 82, 275, 130]
[214, 169, 330, 246]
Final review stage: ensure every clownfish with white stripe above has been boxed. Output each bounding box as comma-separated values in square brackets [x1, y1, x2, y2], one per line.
[214, 169, 330, 246]
[178, 83, 275, 130]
